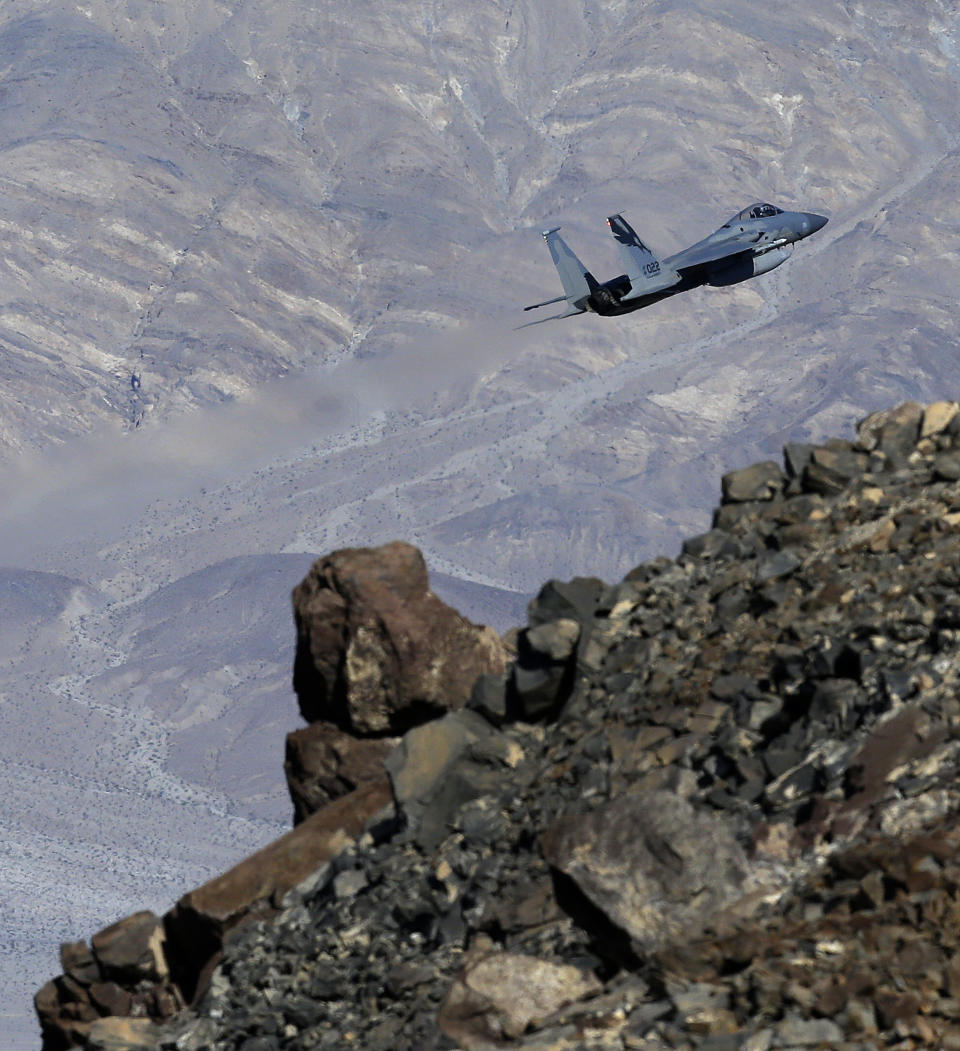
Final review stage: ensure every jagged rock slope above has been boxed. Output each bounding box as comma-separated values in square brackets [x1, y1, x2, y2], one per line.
[38, 398, 960, 1050]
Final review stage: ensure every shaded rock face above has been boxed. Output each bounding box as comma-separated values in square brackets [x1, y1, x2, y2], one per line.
[284, 720, 397, 824]
[39, 399, 960, 1051]
[292, 540, 507, 735]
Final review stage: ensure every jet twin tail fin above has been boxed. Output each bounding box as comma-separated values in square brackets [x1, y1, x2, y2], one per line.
[606, 214, 680, 301]
[521, 226, 594, 325]
[541, 227, 594, 307]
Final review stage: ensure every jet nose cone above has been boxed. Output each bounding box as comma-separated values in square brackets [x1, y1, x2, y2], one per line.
[806, 212, 829, 235]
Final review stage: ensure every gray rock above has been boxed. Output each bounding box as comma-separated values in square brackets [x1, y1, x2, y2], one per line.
[527, 577, 609, 628]
[856, 401, 923, 463]
[467, 672, 510, 727]
[772, 1015, 843, 1046]
[526, 618, 581, 663]
[513, 662, 571, 722]
[934, 452, 960, 480]
[721, 461, 785, 503]
[541, 792, 748, 949]
[782, 442, 816, 480]
[682, 530, 742, 560]
[332, 869, 368, 899]
[802, 458, 851, 495]
[385, 710, 521, 849]
[755, 550, 801, 583]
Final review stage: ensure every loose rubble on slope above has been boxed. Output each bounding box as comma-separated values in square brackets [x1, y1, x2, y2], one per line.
[36, 400, 960, 1050]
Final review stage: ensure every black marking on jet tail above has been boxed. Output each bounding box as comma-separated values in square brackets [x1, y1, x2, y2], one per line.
[607, 214, 651, 253]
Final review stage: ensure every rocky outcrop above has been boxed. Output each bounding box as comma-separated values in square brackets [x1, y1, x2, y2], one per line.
[38, 399, 960, 1051]
[36, 779, 392, 1050]
[286, 540, 508, 823]
[35, 912, 180, 1051]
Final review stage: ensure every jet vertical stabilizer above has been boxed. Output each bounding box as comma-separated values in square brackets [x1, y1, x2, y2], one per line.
[520, 227, 591, 325]
[606, 214, 680, 301]
[542, 227, 594, 307]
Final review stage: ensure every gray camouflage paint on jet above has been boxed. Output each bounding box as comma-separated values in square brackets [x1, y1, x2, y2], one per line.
[522, 203, 829, 325]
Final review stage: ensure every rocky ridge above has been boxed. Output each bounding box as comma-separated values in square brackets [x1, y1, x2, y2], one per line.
[36, 398, 960, 1050]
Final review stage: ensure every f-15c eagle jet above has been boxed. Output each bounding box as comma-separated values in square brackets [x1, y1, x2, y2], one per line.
[522, 202, 828, 326]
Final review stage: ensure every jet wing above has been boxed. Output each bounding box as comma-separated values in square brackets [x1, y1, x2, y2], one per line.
[667, 230, 763, 273]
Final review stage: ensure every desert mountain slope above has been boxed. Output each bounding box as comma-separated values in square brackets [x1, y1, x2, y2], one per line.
[3, 1, 960, 1045]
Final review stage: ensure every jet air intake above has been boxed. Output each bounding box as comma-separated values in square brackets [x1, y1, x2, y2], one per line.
[707, 244, 793, 287]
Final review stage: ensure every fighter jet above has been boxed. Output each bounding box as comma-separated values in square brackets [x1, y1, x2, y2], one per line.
[522, 202, 828, 325]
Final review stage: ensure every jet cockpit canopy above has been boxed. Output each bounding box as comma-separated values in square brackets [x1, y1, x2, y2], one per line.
[738, 202, 782, 221]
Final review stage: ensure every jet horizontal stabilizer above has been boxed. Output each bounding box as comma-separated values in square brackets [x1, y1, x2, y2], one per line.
[523, 294, 568, 311]
[516, 307, 586, 329]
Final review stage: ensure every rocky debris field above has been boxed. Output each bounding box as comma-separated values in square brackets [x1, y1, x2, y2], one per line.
[36, 399, 960, 1050]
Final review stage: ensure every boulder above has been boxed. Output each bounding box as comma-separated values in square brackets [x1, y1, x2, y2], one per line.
[527, 576, 609, 627]
[59, 940, 100, 986]
[438, 951, 601, 1045]
[91, 911, 168, 986]
[284, 720, 397, 823]
[541, 792, 748, 950]
[855, 401, 923, 463]
[782, 442, 816, 480]
[920, 400, 959, 439]
[466, 671, 510, 726]
[934, 452, 960, 481]
[292, 542, 507, 734]
[84, 1017, 166, 1050]
[512, 617, 581, 721]
[385, 709, 523, 849]
[526, 618, 580, 662]
[720, 461, 784, 503]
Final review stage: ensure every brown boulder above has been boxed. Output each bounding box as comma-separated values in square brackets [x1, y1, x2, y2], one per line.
[90, 911, 168, 986]
[284, 720, 397, 823]
[84, 1017, 166, 1050]
[87, 982, 133, 1017]
[59, 940, 100, 986]
[35, 980, 70, 1047]
[292, 542, 507, 734]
